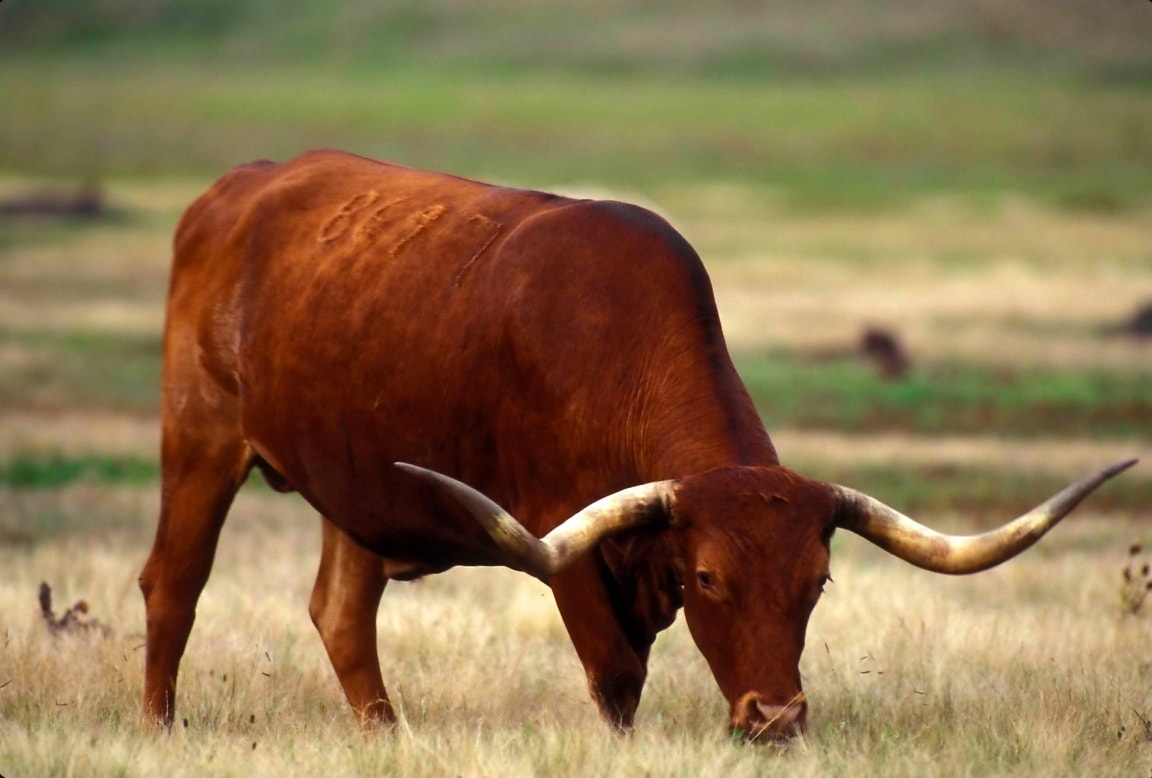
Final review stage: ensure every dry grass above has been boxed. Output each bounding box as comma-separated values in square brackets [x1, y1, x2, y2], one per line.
[773, 429, 1152, 481]
[2, 410, 1145, 484]
[6, 184, 1150, 366]
[673, 196, 1152, 368]
[0, 412, 157, 460]
[0, 486, 1148, 776]
[0, 208, 172, 338]
[1, 181, 1150, 775]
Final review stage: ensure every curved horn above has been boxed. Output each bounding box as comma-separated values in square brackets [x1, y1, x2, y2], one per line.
[395, 463, 677, 582]
[830, 458, 1137, 574]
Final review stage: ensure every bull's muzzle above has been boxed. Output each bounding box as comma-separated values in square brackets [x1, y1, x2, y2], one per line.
[731, 691, 807, 743]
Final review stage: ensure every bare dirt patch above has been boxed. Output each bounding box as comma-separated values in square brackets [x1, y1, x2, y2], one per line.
[0, 412, 157, 459]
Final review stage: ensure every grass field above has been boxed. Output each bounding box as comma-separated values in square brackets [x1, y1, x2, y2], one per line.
[4, 60, 1152, 212]
[2, 1, 1152, 774]
[1, 178, 1150, 776]
[1, 494, 1149, 777]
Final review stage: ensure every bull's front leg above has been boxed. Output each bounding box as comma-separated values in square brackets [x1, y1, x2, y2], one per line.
[550, 554, 653, 730]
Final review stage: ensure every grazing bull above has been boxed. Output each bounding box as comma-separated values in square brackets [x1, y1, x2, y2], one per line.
[140, 150, 1133, 740]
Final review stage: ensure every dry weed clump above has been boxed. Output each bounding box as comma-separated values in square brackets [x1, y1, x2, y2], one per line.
[1119, 542, 1152, 616]
[37, 581, 111, 637]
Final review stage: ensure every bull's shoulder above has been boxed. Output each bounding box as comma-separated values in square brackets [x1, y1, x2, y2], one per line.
[503, 197, 715, 307]
[174, 159, 278, 238]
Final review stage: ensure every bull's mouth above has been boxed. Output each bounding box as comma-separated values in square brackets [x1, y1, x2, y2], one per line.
[730, 691, 807, 744]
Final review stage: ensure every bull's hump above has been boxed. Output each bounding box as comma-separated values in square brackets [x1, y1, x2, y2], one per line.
[238, 155, 567, 275]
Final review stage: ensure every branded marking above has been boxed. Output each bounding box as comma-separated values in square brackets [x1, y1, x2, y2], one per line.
[317, 192, 380, 244]
[355, 197, 412, 244]
[453, 214, 504, 286]
[317, 197, 500, 275]
[390, 204, 447, 258]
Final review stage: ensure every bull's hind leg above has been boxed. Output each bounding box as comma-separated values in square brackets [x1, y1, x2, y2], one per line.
[309, 516, 394, 729]
[138, 402, 252, 726]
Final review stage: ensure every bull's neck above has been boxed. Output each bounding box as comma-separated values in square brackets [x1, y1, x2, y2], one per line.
[633, 351, 778, 481]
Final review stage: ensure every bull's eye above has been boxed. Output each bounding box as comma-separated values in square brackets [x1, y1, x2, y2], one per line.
[818, 574, 832, 593]
[697, 570, 715, 589]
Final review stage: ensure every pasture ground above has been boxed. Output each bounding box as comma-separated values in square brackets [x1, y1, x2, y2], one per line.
[1, 177, 1150, 776]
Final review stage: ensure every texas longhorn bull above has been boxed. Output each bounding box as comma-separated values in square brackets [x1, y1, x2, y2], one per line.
[140, 150, 1133, 740]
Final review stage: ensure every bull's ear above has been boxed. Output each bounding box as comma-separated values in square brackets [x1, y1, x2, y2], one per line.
[395, 463, 677, 582]
[831, 458, 1136, 574]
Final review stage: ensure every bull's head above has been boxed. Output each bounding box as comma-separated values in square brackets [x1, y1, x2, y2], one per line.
[395, 458, 1135, 741]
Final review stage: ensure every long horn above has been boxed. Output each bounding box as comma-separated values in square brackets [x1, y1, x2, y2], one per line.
[395, 463, 677, 582]
[830, 458, 1137, 574]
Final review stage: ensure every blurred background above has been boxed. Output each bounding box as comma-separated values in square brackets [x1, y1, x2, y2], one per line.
[1, 0, 1150, 516]
[1, 3, 1151, 773]
[2, 0, 1152, 202]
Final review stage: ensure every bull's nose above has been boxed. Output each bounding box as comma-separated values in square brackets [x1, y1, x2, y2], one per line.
[731, 691, 807, 742]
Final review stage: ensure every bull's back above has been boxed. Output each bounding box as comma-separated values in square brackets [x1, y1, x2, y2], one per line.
[169, 150, 568, 392]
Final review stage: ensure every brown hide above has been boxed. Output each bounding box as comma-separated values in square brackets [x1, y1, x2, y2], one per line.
[142, 150, 797, 735]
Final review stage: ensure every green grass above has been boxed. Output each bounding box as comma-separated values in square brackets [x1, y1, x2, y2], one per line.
[0, 481, 154, 545]
[5, 0, 1152, 82]
[0, 322, 1146, 435]
[3, 451, 1147, 521]
[796, 463, 1150, 522]
[0, 216, 111, 252]
[0, 328, 161, 413]
[2, 60, 1151, 211]
[0, 452, 158, 489]
[740, 351, 1152, 439]
[4, 0, 1152, 211]
[1, 323, 1145, 435]
[4, 1, 1152, 208]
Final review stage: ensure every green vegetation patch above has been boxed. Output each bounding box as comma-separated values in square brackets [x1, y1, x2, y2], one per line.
[4, 0, 1152, 83]
[1, 62, 1152, 210]
[0, 452, 157, 489]
[0, 328, 161, 414]
[0, 481, 152, 545]
[4, 1, 1152, 210]
[4, 453, 1146, 516]
[740, 350, 1152, 439]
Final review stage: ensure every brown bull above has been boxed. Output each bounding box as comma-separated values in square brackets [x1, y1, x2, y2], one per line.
[140, 150, 1133, 740]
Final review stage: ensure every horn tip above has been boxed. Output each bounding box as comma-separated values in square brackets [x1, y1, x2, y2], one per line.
[1105, 458, 1139, 478]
